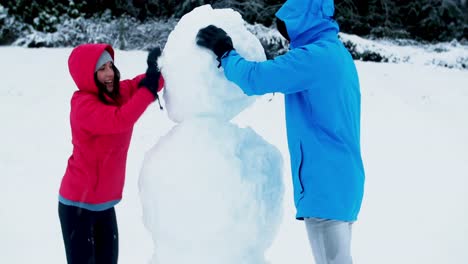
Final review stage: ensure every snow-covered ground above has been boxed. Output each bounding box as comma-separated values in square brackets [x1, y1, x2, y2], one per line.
[340, 33, 468, 70]
[0, 41, 467, 263]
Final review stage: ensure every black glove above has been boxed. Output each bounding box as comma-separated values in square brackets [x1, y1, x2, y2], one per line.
[196, 25, 234, 63]
[139, 47, 161, 98]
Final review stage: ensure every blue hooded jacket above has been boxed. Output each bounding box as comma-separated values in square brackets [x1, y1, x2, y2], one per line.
[221, 0, 365, 221]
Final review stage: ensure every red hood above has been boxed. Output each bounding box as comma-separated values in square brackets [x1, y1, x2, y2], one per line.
[68, 43, 115, 93]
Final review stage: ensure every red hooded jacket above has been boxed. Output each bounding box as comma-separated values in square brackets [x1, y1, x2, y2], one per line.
[59, 43, 163, 205]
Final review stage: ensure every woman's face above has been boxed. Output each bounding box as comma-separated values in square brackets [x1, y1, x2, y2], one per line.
[96, 61, 115, 93]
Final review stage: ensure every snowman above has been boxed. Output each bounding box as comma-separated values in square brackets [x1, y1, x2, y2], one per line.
[139, 5, 284, 264]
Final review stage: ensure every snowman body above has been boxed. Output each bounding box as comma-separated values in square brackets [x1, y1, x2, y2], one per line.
[139, 5, 284, 264]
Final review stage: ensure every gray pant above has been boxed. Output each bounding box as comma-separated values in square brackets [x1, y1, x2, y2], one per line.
[305, 218, 353, 264]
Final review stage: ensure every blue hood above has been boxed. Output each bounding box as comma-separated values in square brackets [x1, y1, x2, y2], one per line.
[276, 0, 339, 47]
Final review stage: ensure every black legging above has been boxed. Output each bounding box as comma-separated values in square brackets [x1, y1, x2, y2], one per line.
[58, 202, 119, 264]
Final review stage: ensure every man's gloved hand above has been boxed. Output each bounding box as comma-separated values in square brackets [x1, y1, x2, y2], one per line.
[139, 47, 164, 98]
[196, 25, 234, 61]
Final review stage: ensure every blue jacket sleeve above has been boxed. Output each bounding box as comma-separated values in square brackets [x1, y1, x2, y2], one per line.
[221, 46, 336, 96]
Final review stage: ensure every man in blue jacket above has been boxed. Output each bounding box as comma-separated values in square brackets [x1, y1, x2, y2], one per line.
[197, 0, 365, 263]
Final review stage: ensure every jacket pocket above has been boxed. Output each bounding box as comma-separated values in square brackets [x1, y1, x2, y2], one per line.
[292, 142, 305, 202]
[297, 142, 305, 194]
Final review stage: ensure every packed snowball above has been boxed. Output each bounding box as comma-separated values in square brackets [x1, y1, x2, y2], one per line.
[158, 4, 266, 123]
[139, 4, 284, 264]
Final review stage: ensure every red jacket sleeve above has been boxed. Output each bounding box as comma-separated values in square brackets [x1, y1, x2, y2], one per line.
[71, 87, 154, 135]
[120, 74, 146, 99]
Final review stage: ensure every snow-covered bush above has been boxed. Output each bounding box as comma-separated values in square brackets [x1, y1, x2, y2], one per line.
[10, 12, 287, 57]
[245, 23, 288, 59]
[2, 3, 467, 70]
[13, 12, 177, 50]
[340, 33, 468, 70]
[0, 5, 26, 45]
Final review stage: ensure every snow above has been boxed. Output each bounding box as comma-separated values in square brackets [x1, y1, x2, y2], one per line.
[139, 118, 284, 263]
[1, 34, 468, 264]
[341, 33, 468, 70]
[159, 5, 264, 123]
[139, 6, 283, 263]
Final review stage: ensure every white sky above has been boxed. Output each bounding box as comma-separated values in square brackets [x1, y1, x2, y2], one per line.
[0, 27, 468, 264]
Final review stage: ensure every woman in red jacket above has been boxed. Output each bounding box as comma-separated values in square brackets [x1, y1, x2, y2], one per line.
[58, 43, 164, 264]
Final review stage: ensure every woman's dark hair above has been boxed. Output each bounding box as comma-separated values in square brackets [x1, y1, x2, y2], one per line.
[94, 64, 121, 105]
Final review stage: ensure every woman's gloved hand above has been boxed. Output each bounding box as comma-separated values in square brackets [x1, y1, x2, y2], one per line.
[139, 47, 165, 98]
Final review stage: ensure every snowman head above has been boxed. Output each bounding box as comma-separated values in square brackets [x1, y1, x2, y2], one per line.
[159, 5, 266, 123]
